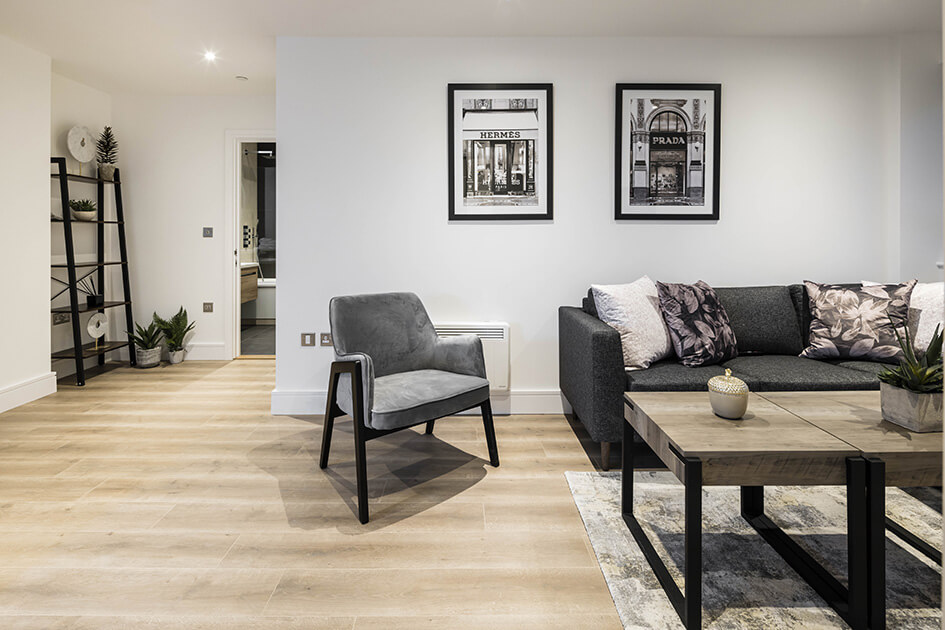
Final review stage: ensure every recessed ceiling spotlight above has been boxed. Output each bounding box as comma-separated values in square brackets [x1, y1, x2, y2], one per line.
[203, 50, 217, 62]
[235, 75, 249, 81]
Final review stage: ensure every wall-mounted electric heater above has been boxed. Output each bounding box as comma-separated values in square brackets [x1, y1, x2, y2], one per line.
[434, 322, 510, 392]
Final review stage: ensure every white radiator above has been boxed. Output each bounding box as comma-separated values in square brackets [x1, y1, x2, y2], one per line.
[434, 322, 510, 392]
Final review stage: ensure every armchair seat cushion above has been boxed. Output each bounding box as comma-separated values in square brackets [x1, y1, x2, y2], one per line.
[370, 369, 490, 430]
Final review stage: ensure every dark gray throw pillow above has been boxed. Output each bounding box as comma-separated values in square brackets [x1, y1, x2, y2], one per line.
[799, 280, 916, 364]
[656, 280, 738, 367]
[714, 286, 804, 355]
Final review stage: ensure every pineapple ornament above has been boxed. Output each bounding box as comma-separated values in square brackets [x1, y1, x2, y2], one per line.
[96, 126, 118, 181]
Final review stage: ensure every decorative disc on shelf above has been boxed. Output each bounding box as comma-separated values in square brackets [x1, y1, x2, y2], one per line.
[86, 312, 109, 339]
[67, 126, 96, 163]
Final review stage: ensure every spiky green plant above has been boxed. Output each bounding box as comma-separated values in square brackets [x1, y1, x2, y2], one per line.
[96, 126, 118, 164]
[152, 307, 195, 352]
[68, 199, 96, 213]
[878, 313, 943, 394]
[128, 321, 163, 350]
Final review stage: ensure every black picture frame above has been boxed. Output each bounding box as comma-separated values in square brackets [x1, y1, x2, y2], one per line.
[448, 83, 553, 221]
[614, 83, 721, 221]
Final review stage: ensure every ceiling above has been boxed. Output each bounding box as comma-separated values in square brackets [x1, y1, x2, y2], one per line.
[0, 0, 940, 96]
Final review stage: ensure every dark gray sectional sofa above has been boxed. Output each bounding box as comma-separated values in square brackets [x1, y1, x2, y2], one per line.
[559, 284, 885, 468]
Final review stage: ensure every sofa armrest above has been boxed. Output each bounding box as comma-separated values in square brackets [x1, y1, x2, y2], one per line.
[432, 335, 487, 379]
[558, 306, 625, 443]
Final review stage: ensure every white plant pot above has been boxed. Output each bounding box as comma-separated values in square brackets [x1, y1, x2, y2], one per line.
[135, 346, 161, 369]
[98, 163, 116, 181]
[168, 349, 185, 365]
[71, 209, 97, 221]
[880, 382, 943, 433]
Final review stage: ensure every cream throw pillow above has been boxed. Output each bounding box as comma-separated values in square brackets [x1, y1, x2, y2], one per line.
[591, 276, 673, 370]
[863, 281, 943, 356]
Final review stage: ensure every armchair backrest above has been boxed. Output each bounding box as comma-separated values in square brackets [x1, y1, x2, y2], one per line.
[329, 292, 438, 377]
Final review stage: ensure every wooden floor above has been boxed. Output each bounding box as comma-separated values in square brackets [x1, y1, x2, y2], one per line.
[0, 360, 621, 629]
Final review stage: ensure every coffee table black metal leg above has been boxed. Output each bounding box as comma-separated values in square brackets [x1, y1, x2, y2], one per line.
[684, 455, 703, 628]
[847, 457, 869, 630]
[865, 458, 886, 630]
[739, 457, 872, 629]
[622, 420, 634, 515]
[621, 420, 703, 628]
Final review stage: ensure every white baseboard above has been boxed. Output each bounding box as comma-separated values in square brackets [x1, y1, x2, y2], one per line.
[184, 342, 228, 361]
[0, 372, 57, 414]
[270, 388, 569, 416]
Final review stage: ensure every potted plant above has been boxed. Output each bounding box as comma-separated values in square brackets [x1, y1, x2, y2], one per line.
[129, 321, 163, 368]
[96, 126, 118, 181]
[69, 199, 97, 221]
[153, 307, 195, 365]
[878, 317, 943, 432]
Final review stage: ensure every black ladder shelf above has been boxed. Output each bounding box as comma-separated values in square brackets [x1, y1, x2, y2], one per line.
[51, 157, 136, 385]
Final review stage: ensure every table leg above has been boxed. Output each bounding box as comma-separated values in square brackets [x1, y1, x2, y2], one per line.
[866, 458, 886, 630]
[739, 457, 873, 629]
[622, 419, 634, 515]
[684, 455, 703, 628]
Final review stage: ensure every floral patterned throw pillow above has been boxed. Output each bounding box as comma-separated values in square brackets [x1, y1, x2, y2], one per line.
[656, 280, 738, 367]
[800, 280, 916, 364]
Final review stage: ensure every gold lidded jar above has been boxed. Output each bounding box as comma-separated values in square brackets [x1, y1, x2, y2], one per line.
[708, 368, 749, 420]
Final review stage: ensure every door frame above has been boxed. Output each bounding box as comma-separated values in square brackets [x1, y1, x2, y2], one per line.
[224, 129, 276, 359]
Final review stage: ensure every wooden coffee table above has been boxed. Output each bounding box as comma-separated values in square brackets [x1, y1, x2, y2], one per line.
[622, 390, 942, 630]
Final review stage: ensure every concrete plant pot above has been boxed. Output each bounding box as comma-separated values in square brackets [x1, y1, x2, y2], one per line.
[168, 349, 185, 365]
[98, 163, 116, 181]
[135, 346, 161, 369]
[880, 382, 943, 433]
[71, 209, 97, 221]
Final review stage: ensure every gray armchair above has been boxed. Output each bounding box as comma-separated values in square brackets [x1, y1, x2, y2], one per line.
[319, 292, 499, 523]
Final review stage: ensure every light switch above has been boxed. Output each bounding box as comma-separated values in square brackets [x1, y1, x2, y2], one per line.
[203, 227, 213, 238]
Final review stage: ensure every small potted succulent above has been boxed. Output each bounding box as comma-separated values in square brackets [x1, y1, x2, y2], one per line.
[129, 321, 163, 368]
[69, 199, 97, 221]
[96, 126, 118, 181]
[153, 307, 195, 364]
[878, 316, 943, 432]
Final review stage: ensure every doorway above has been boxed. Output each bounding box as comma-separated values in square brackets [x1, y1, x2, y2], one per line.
[237, 141, 276, 357]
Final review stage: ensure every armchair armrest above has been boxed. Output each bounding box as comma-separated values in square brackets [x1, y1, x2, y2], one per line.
[333, 352, 375, 423]
[558, 306, 624, 443]
[432, 335, 487, 379]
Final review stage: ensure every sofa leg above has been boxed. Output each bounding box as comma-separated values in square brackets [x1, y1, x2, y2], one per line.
[481, 399, 500, 467]
[425, 420, 435, 435]
[601, 441, 611, 471]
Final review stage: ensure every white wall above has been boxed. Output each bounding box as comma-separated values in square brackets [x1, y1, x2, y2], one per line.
[50, 73, 117, 377]
[111, 94, 275, 360]
[899, 33, 944, 282]
[274, 35, 929, 415]
[0, 36, 55, 412]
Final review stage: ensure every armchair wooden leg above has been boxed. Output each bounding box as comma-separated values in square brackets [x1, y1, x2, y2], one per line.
[319, 371, 339, 469]
[601, 441, 611, 472]
[353, 426, 369, 524]
[481, 399, 499, 467]
[425, 420, 435, 435]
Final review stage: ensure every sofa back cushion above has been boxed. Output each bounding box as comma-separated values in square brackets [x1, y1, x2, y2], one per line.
[582, 289, 599, 317]
[714, 286, 804, 355]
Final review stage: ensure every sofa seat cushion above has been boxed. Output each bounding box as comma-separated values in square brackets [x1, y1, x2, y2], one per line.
[626, 360, 727, 392]
[369, 369, 490, 430]
[721, 356, 879, 391]
[830, 360, 887, 376]
[714, 286, 803, 355]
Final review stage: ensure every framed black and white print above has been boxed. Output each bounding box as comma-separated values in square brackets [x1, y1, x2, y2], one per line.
[448, 83, 553, 221]
[615, 83, 721, 220]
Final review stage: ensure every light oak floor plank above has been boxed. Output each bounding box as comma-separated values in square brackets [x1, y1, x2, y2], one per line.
[0, 360, 617, 626]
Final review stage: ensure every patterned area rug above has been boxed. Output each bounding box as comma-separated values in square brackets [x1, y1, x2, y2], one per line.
[566, 471, 942, 629]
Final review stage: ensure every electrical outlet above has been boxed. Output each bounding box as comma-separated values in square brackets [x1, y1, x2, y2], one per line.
[53, 312, 71, 325]
[203, 227, 213, 238]
[320, 333, 333, 347]
[301, 333, 317, 347]
[203, 302, 213, 313]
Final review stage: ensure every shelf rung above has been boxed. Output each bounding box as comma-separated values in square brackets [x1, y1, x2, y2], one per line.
[51, 301, 131, 314]
[51, 341, 130, 360]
